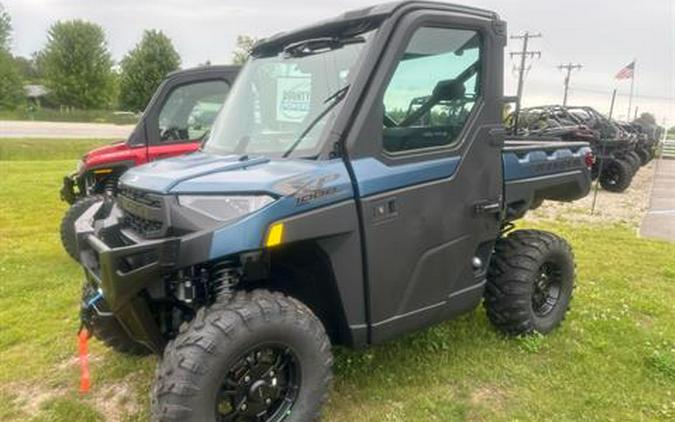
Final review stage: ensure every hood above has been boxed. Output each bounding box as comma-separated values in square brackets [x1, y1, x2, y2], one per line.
[118, 151, 344, 197]
[84, 141, 128, 160]
[82, 140, 139, 171]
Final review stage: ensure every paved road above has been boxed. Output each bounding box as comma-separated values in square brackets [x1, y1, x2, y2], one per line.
[0, 120, 134, 139]
[640, 157, 675, 242]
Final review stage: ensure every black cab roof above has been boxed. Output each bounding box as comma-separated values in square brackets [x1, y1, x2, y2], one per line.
[253, 1, 499, 56]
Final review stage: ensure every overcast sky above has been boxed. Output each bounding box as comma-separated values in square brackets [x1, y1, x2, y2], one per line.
[3, 0, 674, 124]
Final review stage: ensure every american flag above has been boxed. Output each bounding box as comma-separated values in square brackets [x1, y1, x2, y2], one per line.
[615, 61, 635, 80]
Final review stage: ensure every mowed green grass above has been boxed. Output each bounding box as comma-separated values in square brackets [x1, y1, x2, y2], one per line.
[0, 138, 111, 161]
[0, 139, 673, 421]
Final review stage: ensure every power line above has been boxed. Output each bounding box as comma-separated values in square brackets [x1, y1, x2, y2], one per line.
[558, 63, 582, 106]
[510, 32, 541, 132]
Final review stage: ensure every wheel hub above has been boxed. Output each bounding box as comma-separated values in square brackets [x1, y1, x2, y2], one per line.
[605, 165, 619, 185]
[532, 263, 562, 317]
[216, 345, 299, 421]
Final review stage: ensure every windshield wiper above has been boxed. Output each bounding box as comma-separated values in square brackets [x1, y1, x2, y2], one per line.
[283, 36, 364, 58]
[282, 85, 350, 158]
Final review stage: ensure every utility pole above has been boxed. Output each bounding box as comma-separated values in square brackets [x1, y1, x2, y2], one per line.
[510, 32, 542, 133]
[558, 63, 582, 106]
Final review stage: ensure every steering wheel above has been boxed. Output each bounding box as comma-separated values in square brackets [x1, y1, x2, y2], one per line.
[160, 127, 184, 142]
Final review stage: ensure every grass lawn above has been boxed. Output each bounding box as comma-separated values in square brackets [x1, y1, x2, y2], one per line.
[0, 138, 112, 161]
[0, 139, 673, 421]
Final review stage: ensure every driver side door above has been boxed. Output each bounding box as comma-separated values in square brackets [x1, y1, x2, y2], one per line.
[348, 16, 505, 343]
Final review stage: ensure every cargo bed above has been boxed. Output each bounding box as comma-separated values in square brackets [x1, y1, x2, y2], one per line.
[502, 139, 592, 220]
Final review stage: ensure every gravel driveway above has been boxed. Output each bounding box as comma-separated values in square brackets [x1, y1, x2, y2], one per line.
[527, 161, 656, 228]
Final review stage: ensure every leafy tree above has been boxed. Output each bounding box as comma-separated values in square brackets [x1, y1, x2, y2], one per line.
[634, 112, 656, 126]
[39, 20, 114, 109]
[118, 30, 180, 112]
[0, 50, 24, 109]
[0, 3, 11, 52]
[0, 4, 23, 110]
[13, 55, 41, 81]
[231, 35, 257, 65]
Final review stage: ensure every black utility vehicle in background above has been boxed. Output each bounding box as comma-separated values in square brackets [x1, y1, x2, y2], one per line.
[509, 104, 657, 192]
[75, 2, 594, 420]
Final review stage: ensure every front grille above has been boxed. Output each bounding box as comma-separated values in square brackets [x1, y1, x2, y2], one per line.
[118, 186, 162, 208]
[122, 213, 163, 236]
[117, 186, 166, 238]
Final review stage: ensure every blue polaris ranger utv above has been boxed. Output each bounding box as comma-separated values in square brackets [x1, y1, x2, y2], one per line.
[75, 2, 593, 420]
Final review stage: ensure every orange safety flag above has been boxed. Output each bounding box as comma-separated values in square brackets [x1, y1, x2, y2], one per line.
[78, 328, 91, 393]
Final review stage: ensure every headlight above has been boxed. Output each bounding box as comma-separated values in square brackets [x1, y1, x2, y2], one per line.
[177, 195, 275, 222]
[76, 159, 85, 174]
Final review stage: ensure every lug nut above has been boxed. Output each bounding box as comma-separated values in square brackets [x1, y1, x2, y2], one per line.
[265, 398, 272, 405]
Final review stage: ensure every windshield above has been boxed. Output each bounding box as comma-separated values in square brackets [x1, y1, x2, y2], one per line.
[204, 29, 376, 158]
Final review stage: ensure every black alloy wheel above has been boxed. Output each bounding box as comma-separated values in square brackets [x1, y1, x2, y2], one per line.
[531, 263, 563, 317]
[217, 345, 301, 421]
[151, 290, 333, 422]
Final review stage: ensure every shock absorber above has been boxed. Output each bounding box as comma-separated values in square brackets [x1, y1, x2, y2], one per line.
[210, 260, 241, 302]
[102, 176, 118, 196]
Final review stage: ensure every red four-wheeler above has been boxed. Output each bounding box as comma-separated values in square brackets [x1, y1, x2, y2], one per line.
[59, 66, 239, 260]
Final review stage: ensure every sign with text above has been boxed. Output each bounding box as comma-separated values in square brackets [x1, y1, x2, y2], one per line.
[277, 77, 311, 123]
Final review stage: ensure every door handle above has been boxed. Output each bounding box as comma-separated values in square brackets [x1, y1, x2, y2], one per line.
[474, 201, 501, 215]
[372, 197, 398, 222]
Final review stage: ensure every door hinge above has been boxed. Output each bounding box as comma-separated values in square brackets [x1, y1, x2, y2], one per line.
[489, 128, 505, 147]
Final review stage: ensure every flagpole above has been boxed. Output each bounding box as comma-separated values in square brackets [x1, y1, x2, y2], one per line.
[627, 59, 636, 120]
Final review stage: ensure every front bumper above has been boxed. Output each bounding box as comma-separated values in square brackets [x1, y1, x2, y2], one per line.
[60, 173, 81, 204]
[75, 200, 210, 352]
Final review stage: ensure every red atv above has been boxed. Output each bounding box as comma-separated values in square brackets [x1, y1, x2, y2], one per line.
[60, 65, 239, 260]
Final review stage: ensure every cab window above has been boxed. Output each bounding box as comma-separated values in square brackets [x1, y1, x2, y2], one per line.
[382, 27, 482, 153]
[158, 80, 230, 142]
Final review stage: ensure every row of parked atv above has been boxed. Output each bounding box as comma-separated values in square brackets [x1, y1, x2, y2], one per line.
[507, 105, 659, 192]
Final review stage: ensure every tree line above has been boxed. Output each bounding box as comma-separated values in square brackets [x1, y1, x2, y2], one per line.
[0, 3, 187, 113]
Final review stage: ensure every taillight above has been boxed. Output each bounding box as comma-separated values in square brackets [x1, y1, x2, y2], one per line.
[584, 151, 595, 168]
